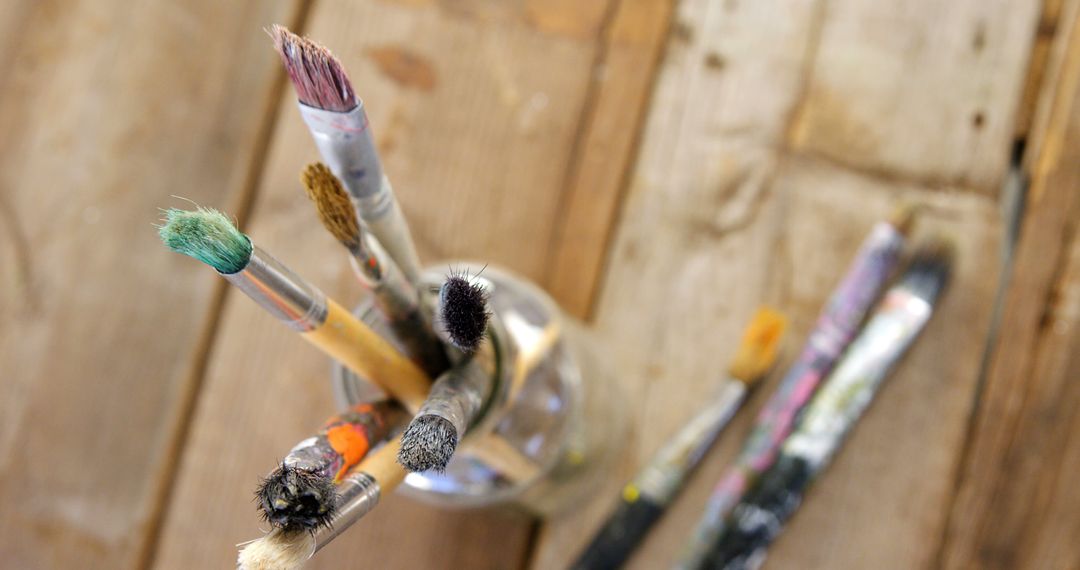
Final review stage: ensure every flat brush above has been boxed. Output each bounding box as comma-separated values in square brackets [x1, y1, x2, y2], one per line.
[571, 308, 787, 570]
[703, 239, 954, 570]
[398, 357, 491, 473]
[271, 25, 424, 285]
[256, 401, 406, 532]
[158, 206, 429, 412]
[301, 162, 449, 377]
[437, 269, 491, 353]
[239, 434, 408, 570]
[677, 205, 914, 569]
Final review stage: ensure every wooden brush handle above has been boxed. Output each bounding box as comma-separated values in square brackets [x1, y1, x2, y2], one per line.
[361, 434, 407, 490]
[303, 298, 430, 413]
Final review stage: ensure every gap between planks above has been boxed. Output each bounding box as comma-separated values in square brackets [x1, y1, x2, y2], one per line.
[134, 2, 315, 568]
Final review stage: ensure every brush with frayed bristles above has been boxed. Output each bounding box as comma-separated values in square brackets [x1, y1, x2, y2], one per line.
[397, 358, 490, 473]
[254, 401, 404, 533]
[157, 205, 431, 413]
[702, 238, 954, 569]
[256, 464, 337, 532]
[269, 24, 355, 113]
[572, 308, 788, 570]
[271, 24, 425, 285]
[302, 162, 449, 377]
[239, 435, 408, 570]
[438, 269, 491, 353]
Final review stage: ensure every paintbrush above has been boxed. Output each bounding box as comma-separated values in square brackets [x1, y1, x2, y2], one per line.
[158, 206, 429, 412]
[570, 308, 787, 570]
[398, 357, 491, 472]
[301, 162, 449, 377]
[702, 238, 954, 570]
[256, 401, 407, 533]
[436, 268, 491, 353]
[397, 272, 492, 472]
[270, 25, 424, 285]
[238, 434, 408, 570]
[677, 205, 914, 569]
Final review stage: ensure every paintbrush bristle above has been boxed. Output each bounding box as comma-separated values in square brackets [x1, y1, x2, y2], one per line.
[397, 414, 458, 473]
[301, 162, 361, 251]
[269, 25, 356, 113]
[727, 307, 788, 385]
[438, 271, 490, 353]
[888, 202, 918, 236]
[237, 528, 314, 570]
[899, 235, 955, 303]
[255, 464, 337, 533]
[158, 207, 251, 274]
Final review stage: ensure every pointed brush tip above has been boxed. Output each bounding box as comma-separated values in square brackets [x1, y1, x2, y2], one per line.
[727, 306, 788, 385]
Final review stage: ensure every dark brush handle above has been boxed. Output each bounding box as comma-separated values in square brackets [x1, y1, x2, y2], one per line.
[572, 494, 665, 570]
[702, 455, 813, 569]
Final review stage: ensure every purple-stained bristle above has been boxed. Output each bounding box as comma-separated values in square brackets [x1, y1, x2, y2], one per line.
[269, 25, 356, 113]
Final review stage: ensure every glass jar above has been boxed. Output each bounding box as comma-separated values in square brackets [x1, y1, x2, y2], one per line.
[332, 264, 625, 516]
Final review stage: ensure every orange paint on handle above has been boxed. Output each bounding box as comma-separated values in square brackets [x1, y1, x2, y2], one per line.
[326, 424, 372, 482]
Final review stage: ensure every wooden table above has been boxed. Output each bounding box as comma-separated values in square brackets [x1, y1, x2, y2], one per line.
[2, 0, 1078, 568]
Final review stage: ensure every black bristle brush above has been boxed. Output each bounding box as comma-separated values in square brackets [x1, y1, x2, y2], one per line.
[255, 401, 404, 533]
[438, 269, 490, 353]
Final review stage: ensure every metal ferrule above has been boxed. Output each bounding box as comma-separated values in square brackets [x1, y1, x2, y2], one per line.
[282, 436, 340, 480]
[222, 245, 328, 332]
[299, 101, 423, 284]
[351, 237, 420, 321]
[417, 358, 490, 437]
[783, 287, 934, 471]
[313, 472, 380, 552]
[633, 382, 747, 504]
[298, 102, 385, 204]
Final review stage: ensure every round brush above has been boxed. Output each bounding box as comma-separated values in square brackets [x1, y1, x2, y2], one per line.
[572, 308, 788, 570]
[255, 401, 406, 533]
[301, 162, 449, 377]
[397, 358, 491, 472]
[157, 206, 430, 412]
[238, 435, 408, 570]
[437, 269, 491, 353]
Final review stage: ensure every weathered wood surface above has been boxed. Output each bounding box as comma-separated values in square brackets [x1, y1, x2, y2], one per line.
[151, 0, 667, 567]
[0, 1, 300, 568]
[4, 0, 1079, 568]
[531, 0, 1039, 567]
[941, 1, 1080, 567]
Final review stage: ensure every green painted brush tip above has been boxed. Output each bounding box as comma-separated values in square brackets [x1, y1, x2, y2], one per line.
[158, 207, 252, 274]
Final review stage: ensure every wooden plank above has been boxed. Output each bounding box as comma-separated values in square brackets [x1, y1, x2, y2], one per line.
[940, 1, 1080, 566]
[1013, 0, 1064, 139]
[151, 0, 656, 567]
[530, 0, 1035, 566]
[790, 0, 1041, 192]
[0, 1, 298, 568]
[544, 0, 676, 318]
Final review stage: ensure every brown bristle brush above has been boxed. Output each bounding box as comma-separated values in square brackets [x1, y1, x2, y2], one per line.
[301, 162, 449, 377]
[271, 24, 425, 285]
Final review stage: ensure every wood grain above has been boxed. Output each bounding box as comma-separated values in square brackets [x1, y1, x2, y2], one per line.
[530, 0, 1035, 567]
[940, 1, 1080, 566]
[544, 0, 676, 318]
[150, 0, 656, 567]
[0, 1, 299, 568]
[789, 0, 1041, 192]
